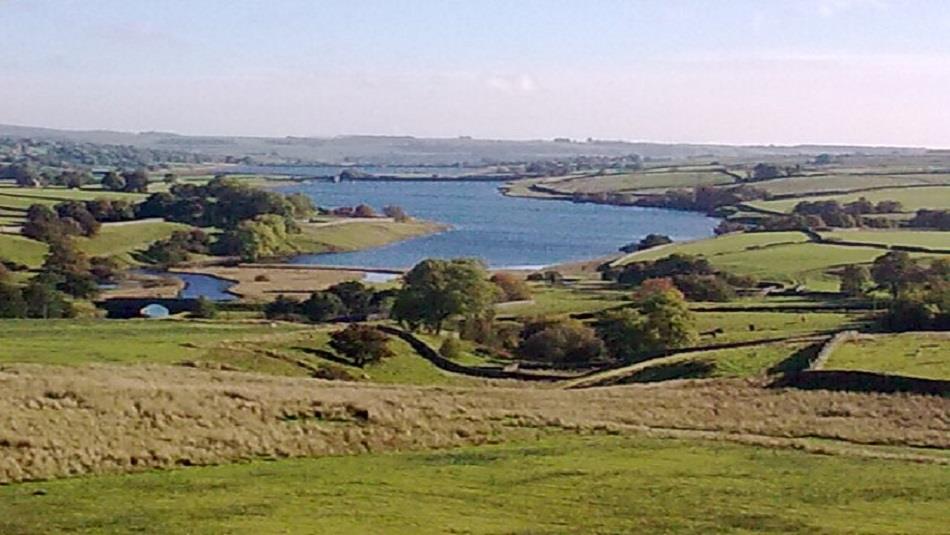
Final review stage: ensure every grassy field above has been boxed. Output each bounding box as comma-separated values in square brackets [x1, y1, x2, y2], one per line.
[615, 231, 809, 265]
[614, 231, 900, 290]
[750, 173, 950, 196]
[1, 434, 946, 534]
[746, 185, 950, 214]
[820, 229, 950, 250]
[76, 220, 191, 259]
[693, 310, 863, 345]
[0, 233, 49, 267]
[0, 319, 312, 367]
[825, 333, 950, 380]
[291, 219, 445, 255]
[0, 319, 479, 386]
[541, 169, 736, 194]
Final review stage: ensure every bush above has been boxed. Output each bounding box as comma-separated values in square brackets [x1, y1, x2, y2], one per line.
[264, 294, 300, 320]
[491, 272, 531, 302]
[192, 297, 218, 319]
[517, 318, 603, 364]
[329, 324, 393, 367]
[300, 291, 346, 322]
[672, 274, 736, 302]
[438, 337, 464, 360]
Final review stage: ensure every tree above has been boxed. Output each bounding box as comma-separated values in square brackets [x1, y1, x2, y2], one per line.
[286, 193, 316, 218]
[871, 251, 920, 297]
[329, 324, 393, 367]
[839, 264, 871, 297]
[383, 205, 410, 222]
[40, 239, 98, 298]
[391, 258, 497, 332]
[101, 171, 126, 191]
[22, 204, 69, 243]
[122, 168, 150, 193]
[491, 272, 531, 302]
[214, 214, 295, 261]
[620, 233, 673, 253]
[597, 285, 697, 361]
[8, 163, 42, 187]
[300, 291, 346, 322]
[22, 280, 73, 319]
[0, 283, 27, 318]
[517, 318, 604, 364]
[353, 204, 376, 218]
[672, 274, 736, 302]
[326, 281, 374, 317]
[264, 294, 300, 320]
[193, 296, 217, 319]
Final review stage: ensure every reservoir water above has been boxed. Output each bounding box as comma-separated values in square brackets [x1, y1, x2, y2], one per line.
[278, 180, 717, 269]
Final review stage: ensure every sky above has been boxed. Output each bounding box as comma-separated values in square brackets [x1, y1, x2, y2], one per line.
[1, 0, 949, 147]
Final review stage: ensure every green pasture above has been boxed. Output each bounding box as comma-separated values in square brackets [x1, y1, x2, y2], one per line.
[751, 173, 950, 196]
[819, 230, 950, 251]
[825, 333, 950, 380]
[745, 185, 950, 214]
[1, 434, 945, 534]
[546, 169, 736, 194]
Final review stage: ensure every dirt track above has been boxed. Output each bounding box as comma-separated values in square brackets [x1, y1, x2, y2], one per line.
[0, 363, 947, 483]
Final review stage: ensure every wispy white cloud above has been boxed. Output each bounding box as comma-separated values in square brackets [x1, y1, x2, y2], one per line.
[485, 74, 539, 95]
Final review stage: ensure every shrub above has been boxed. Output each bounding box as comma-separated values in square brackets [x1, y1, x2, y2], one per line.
[517, 318, 603, 364]
[192, 297, 218, 319]
[438, 337, 464, 360]
[672, 274, 736, 302]
[329, 324, 393, 367]
[300, 292, 346, 322]
[491, 272, 532, 302]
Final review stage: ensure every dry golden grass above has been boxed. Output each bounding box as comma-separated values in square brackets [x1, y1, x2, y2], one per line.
[175, 266, 363, 300]
[0, 363, 946, 483]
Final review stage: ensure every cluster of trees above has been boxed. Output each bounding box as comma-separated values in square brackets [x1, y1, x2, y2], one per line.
[619, 233, 672, 253]
[908, 209, 950, 230]
[137, 176, 313, 228]
[788, 198, 903, 228]
[142, 229, 211, 266]
[837, 252, 949, 331]
[0, 137, 213, 169]
[515, 280, 697, 365]
[601, 254, 755, 302]
[265, 281, 394, 323]
[634, 185, 769, 214]
[871, 252, 948, 331]
[742, 163, 801, 182]
[0, 239, 118, 318]
[22, 204, 100, 243]
[100, 169, 150, 193]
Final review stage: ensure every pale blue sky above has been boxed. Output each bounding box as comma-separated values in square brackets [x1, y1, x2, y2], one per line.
[1, 0, 949, 146]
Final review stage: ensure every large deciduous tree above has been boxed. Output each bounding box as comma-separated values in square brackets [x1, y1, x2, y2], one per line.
[391, 258, 497, 332]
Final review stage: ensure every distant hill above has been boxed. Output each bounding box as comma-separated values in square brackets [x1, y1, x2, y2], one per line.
[0, 123, 928, 166]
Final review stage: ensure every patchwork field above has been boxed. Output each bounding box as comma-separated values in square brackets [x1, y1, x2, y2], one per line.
[825, 333, 950, 380]
[746, 185, 950, 214]
[542, 169, 736, 194]
[819, 229, 950, 251]
[751, 173, 950, 196]
[1, 433, 947, 534]
[615, 231, 903, 290]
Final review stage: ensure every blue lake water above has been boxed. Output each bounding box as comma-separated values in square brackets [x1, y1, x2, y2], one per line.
[278, 180, 717, 269]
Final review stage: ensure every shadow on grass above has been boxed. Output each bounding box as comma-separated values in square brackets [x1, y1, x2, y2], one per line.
[614, 359, 716, 385]
[766, 341, 823, 374]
